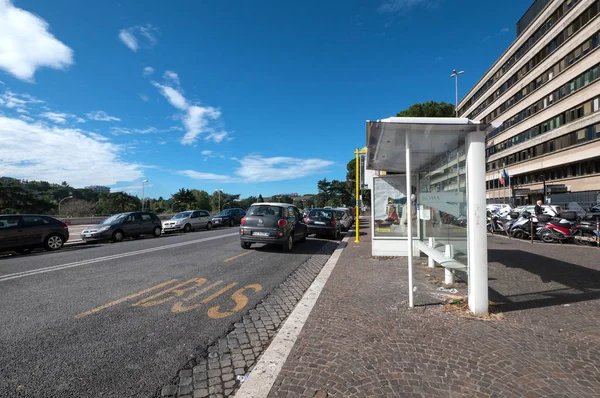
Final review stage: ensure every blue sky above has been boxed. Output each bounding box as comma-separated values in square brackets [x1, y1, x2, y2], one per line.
[0, 0, 531, 199]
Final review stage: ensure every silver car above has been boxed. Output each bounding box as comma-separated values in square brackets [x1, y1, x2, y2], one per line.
[162, 210, 212, 233]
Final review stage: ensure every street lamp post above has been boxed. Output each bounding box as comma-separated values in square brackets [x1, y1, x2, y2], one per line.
[141, 180, 148, 211]
[450, 69, 464, 117]
[215, 189, 223, 211]
[58, 195, 73, 216]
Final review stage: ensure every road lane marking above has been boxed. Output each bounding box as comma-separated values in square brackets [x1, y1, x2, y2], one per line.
[171, 281, 224, 313]
[75, 279, 179, 318]
[132, 278, 208, 307]
[208, 284, 263, 319]
[75, 277, 263, 318]
[223, 251, 253, 263]
[201, 283, 238, 303]
[0, 232, 239, 283]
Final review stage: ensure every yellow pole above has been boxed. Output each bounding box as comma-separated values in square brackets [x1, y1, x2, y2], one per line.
[355, 148, 360, 243]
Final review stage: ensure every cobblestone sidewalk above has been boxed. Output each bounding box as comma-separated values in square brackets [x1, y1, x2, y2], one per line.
[266, 217, 600, 397]
[160, 240, 339, 398]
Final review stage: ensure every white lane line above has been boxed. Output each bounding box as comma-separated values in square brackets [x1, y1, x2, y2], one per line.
[0, 233, 239, 283]
[234, 234, 349, 398]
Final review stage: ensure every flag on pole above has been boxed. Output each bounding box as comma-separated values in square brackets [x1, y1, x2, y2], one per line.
[501, 168, 509, 186]
[499, 169, 505, 186]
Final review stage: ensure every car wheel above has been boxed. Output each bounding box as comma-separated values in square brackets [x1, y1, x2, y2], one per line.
[229, 219, 235, 227]
[241, 241, 252, 249]
[152, 227, 162, 237]
[300, 229, 307, 242]
[45, 234, 64, 251]
[112, 230, 124, 242]
[17, 248, 32, 255]
[183, 223, 192, 233]
[282, 234, 293, 252]
[206, 222, 212, 230]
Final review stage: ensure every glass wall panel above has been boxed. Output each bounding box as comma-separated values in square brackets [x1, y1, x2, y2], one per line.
[373, 176, 418, 238]
[418, 135, 468, 268]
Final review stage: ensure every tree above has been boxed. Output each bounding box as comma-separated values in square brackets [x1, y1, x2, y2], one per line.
[191, 189, 211, 211]
[96, 192, 140, 214]
[238, 196, 258, 210]
[172, 188, 196, 209]
[60, 199, 97, 217]
[396, 101, 455, 118]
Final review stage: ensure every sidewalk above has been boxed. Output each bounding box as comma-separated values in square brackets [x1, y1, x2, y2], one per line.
[242, 215, 600, 397]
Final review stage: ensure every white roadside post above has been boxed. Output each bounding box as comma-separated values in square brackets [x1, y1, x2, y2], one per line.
[467, 127, 489, 315]
[406, 132, 414, 308]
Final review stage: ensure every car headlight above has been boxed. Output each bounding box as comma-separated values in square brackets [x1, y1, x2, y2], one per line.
[98, 225, 110, 232]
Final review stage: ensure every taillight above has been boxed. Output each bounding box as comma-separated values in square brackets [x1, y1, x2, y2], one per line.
[278, 219, 287, 227]
[241, 218, 246, 225]
[330, 218, 336, 226]
[304, 217, 309, 224]
[62, 223, 68, 228]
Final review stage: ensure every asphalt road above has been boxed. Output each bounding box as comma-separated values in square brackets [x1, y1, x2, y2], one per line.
[0, 227, 335, 397]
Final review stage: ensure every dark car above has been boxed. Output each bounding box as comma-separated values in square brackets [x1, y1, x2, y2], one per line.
[211, 208, 246, 227]
[239, 203, 308, 252]
[81, 212, 162, 243]
[0, 214, 69, 254]
[585, 204, 600, 219]
[305, 208, 341, 239]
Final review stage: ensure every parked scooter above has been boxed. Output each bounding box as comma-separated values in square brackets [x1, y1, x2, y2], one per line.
[486, 210, 505, 233]
[538, 211, 578, 243]
[572, 217, 600, 246]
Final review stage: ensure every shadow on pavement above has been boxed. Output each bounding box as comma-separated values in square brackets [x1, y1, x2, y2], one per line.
[487, 248, 600, 312]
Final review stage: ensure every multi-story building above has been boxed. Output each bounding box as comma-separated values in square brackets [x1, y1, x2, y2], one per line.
[458, 0, 600, 207]
[84, 185, 111, 193]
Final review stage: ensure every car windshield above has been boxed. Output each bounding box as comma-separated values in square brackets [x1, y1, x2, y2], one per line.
[173, 211, 192, 219]
[309, 209, 334, 220]
[100, 213, 127, 225]
[247, 205, 283, 217]
[217, 210, 233, 216]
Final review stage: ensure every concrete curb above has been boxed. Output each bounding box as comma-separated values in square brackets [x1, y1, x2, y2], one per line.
[234, 234, 350, 398]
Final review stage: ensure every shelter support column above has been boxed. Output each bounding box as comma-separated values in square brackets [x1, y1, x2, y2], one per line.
[466, 128, 488, 315]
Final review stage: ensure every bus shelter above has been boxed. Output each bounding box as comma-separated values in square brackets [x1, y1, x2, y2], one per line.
[365, 117, 492, 315]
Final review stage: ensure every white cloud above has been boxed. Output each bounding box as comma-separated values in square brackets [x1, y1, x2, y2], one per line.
[139, 94, 149, 102]
[183, 105, 220, 145]
[200, 150, 213, 156]
[163, 70, 180, 85]
[143, 66, 154, 76]
[178, 155, 334, 183]
[0, 116, 143, 186]
[152, 76, 225, 145]
[39, 111, 84, 124]
[378, 0, 438, 13]
[235, 155, 334, 182]
[177, 170, 236, 183]
[0, 0, 74, 82]
[0, 90, 44, 113]
[118, 30, 138, 51]
[119, 24, 158, 52]
[111, 125, 181, 135]
[205, 130, 228, 143]
[152, 82, 188, 110]
[86, 110, 121, 122]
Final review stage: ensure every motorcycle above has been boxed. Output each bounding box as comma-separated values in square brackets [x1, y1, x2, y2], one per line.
[486, 210, 505, 233]
[572, 217, 600, 246]
[537, 211, 578, 243]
